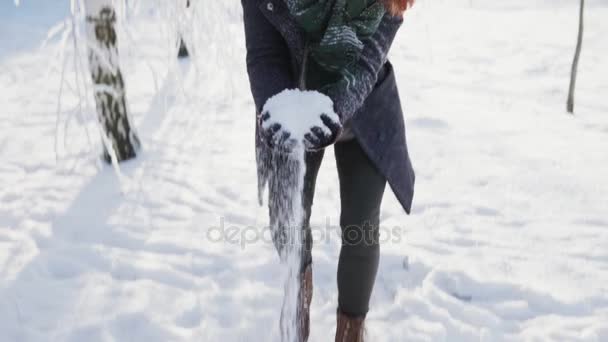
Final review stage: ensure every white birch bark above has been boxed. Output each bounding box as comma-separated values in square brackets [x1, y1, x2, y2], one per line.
[85, 0, 140, 162]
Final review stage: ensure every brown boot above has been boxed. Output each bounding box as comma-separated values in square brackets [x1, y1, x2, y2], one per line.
[298, 264, 313, 341]
[335, 309, 365, 342]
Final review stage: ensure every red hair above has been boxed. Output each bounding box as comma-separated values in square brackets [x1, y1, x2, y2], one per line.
[381, 0, 415, 15]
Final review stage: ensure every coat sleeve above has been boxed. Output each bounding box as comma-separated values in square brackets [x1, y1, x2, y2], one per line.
[324, 13, 403, 121]
[241, 0, 296, 113]
[242, 0, 297, 205]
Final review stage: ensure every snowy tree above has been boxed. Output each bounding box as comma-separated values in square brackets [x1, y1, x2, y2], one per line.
[85, 0, 140, 162]
[178, 0, 191, 58]
[567, 0, 585, 114]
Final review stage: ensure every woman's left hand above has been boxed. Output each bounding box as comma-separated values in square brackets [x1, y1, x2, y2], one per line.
[302, 113, 341, 151]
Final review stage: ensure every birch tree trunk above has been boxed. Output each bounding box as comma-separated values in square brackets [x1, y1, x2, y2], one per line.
[567, 0, 585, 114]
[85, 0, 140, 162]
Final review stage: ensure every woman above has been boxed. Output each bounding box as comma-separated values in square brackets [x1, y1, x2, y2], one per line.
[241, 0, 415, 340]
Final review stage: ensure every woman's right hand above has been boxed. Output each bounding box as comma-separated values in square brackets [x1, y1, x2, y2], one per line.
[258, 111, 298, 154]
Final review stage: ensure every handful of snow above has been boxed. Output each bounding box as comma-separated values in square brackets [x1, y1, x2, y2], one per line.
[261, 89, 340, 148]
[261, 89, 340, 340]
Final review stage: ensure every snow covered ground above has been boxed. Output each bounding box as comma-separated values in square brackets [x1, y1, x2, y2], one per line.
[1, 0, 607, 341]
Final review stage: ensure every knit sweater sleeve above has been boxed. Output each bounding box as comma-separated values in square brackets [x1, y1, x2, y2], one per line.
[324, 13, 403, 121]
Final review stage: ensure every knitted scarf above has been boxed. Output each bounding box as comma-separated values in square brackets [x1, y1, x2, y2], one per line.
[285, 0, 385, 74]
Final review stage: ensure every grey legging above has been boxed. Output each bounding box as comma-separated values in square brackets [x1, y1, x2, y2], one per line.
[268, 138, 386, 317]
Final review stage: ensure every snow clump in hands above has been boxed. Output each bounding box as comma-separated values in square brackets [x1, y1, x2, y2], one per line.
[260, 89, 342, 153]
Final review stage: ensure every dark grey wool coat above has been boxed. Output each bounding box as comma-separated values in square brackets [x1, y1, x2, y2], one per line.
[242, 0, 415, 213]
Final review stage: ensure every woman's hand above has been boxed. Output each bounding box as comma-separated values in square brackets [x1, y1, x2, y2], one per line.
[302, 113, 341, 151]
[260, 89, 343, 153]
[259, 112, 298, 153]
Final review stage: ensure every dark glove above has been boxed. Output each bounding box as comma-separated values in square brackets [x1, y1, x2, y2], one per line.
[258, 111, 298, 154]
[259, 89, 342, 153]
[302, 113, 341, 151]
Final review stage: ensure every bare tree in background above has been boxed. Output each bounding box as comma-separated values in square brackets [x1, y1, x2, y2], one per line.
[85, 0, 140, 162]
[567, 0, 585, 114]
[178, 0, 191, 58]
